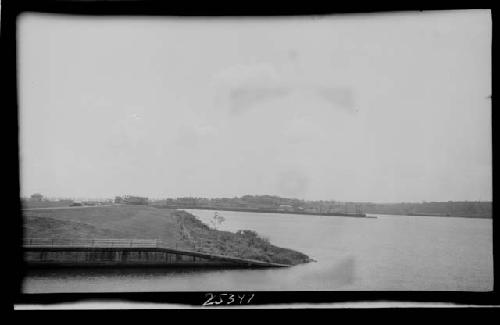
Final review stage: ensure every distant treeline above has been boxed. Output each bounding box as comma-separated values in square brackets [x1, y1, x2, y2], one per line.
[151, 195, 492, 218]
[361, 201, 492, 218]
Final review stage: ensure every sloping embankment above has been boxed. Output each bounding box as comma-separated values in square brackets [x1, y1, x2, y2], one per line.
[23, 205, 311, 266]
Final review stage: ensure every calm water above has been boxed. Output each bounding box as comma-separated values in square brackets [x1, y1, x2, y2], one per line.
[23, 210, 493, 292]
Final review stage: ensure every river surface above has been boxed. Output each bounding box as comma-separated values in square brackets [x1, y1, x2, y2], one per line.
[22, 210, 493, 292]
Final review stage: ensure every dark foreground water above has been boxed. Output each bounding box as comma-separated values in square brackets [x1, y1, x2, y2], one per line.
[22, 210, 493, 292]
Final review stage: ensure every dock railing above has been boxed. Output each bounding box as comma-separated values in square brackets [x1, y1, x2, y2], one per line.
[23, 238, 163, 248]
[22, 237, 291, 267]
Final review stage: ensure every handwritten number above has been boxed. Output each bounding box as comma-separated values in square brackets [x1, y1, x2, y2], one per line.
[204, 293, 254, 306]
[202, 293, 214, 306]
[219, 293, 228, 304]
[214, 294, 224, 305]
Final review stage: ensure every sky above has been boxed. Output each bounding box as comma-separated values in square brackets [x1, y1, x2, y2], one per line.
[18, 10, 492, 202]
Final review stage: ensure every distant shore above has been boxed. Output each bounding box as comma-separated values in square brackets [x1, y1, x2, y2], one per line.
[381, 212, 492, 219]
[22, 197, 491, 220]
[153, 205, 373, 218]
[22, 202, 490, 219]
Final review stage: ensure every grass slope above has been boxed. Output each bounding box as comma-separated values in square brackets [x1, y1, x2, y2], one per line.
[23, 205, 311, 265]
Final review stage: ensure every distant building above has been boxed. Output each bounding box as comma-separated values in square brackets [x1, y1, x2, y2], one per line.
[122, 195, 149, 205]
[30, 193, 43, 202]
[278, 204, 294, 212]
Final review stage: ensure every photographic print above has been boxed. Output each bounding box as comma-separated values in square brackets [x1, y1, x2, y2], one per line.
[12, 6, 494, 308]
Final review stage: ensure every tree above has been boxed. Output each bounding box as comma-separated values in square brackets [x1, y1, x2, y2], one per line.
[210, 212, 225, 230]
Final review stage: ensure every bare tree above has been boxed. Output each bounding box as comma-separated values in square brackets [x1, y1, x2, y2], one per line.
[210, 212, 225, 230]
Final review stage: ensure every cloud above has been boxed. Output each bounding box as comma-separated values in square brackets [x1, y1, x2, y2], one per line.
[211, 63, 357, 115]
[212, 62, 291, 114]
[315, 87, 356, 112]
[229, 86, 292, 114]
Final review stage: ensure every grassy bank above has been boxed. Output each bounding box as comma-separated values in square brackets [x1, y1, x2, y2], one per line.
[22, 201, 73, 209]
[23, 205, 311, 266]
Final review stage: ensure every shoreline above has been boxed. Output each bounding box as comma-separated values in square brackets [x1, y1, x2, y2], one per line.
[167, 206, 490, 220]
[23, 205, 313, 267]
[372, 213, 492, 219]
[154, 205, 372, 218]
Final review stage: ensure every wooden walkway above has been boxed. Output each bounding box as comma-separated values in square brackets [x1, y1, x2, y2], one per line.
[24, 238, 164, 248]
[23, 238, 290, 268]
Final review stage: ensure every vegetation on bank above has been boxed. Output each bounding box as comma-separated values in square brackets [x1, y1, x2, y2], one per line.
[152, 195, 492, 218]
[361, 201, 492, 218]
[23, 205, 311, 266]
[173, 210, 311, 265]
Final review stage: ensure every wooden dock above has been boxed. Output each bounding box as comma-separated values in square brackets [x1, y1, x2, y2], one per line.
[23, 238, 290, 268]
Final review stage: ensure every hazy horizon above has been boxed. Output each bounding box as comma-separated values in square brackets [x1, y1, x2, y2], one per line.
[21, 194, 493, 205]
[18, 10, 492, 202]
